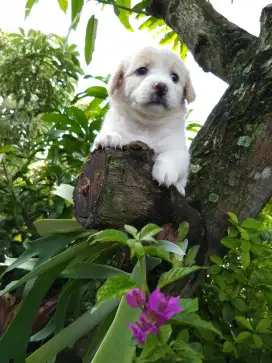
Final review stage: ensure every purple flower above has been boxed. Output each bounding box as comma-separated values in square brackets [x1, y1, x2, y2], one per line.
[127, 312, 158, 344]
[146, 288, 182, 325]
[126, 288, 146, 308]
[126, 288, 182, 344]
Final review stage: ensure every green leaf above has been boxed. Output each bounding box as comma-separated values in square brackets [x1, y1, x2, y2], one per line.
[71, 0, 84, 29]
[185, 245, 200, 266]
[235, 331, 251, 343]
[252, 334, 262, 348]
[61, 262, 129, 279]
[158, 266, 205, 288]
[0, 261, 67, 363]
[223, 341, 233, 353]
[34, 219, 86, 236]
[227, 212, 239, 225]
[51, 183, 74, 204]
[0, 145, 18, 153]
[176, 328, 189, 344]
[210, 255, 223, 265]
[172, 313, 221, 336]
[232, 298, 247, 312]
[0, 241, 90, 296]
[30, 315, 56, 342]
[156, 240, 186, 257]
[235, 316, 253, 331]
[159, 31, 176, 45]
[178, 222, 190, 242]
[25, 0, 39, 19]
[91, 229, 128, 244]
[0, 233, 82, 278]
[124, 225, 138, 238]
[85, 15, 98, 65]
[221, 237, 240, 249]
[96, 275, 137, 306]
[139, 223, 162, 240]
[90, 262, 145, 363]
[58, 0, 68, 13]
[241, 251, 250, 269]
[179, 298, 199, 313]
[115, 0, 133, 31]
[256, 318, 271, 332]
[26, 299, 119, 363]
[241, 218, 261, 230]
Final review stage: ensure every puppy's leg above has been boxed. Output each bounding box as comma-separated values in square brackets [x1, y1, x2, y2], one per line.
[91, 110, 124, 151]
[152, 148, 189, 195]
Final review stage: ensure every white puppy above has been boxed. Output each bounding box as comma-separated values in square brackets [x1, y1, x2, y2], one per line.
[93, 46, 196, 195]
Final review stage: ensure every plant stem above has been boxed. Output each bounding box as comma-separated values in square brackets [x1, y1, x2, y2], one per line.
[138, 257, 149, 294]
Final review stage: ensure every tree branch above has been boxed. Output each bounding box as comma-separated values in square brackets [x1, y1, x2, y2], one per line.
[259, 4, 272, 51]
[150, 0, 258, 84]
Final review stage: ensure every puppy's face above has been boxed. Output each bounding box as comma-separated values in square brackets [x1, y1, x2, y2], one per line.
[108, 47, 196, 119]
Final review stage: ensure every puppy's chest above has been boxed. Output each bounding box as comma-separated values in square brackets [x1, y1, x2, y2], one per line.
[122, 126, 162, 151]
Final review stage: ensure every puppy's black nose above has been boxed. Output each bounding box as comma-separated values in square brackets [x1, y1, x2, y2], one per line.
[153, 82, 168, 96]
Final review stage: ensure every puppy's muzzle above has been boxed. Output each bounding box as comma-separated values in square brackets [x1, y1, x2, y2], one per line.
[152, 82, 168, 97]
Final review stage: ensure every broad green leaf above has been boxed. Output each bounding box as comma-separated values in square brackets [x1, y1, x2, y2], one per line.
[58, 0, 68, 13]
[223, 341, 233, 353]
[185, 245, 199, 266]
[115, 0, 133, 31]
[85, 15, 98, 65]
[86, 86, 108, 99]
[179, 298, 199, 313]
[0, 233, 82, 278]
[235, 316, 253, 331]
[227, 212, 239, 225]
[177, 328, 189, 344]
[221, 237, 240, 249]
[34, 219, 86, 236]
[0, 241, 90, 296]
[172, 312, 221, 336]
[140, 223, 162, 240]
[159, 324, 172, 344]
[156, 240, 186, 257]
[241, 218, 261, 230]
[256, 318, 271, 332]
[159, 31, 176, 45]
[252, 334, 262, 348]
[96, 275, 137, 306]
[51, 183, 74, 204]
[235, 331, 251, 343]
[0, 261, 67, 363]
[232, 298, 247, 312]
[210, 255, 223, 265]
[61, 262, 129, 279]
[30, 315, 56, 342]
[25, 0, 39, 19]
[178, 221, 190, 242]
[144, 245, 171, 263]
[124, 225, 138, 238]
[158, 266, 205, 288]
[0, 145, 18, 153]
[91, 229, 128, 244]
[173, 340, 203, 360]
[71, 0, 84, 30]
[26, 299, 119, 363]
[241, 251, 250, 269]
[90, 262, 145, 363]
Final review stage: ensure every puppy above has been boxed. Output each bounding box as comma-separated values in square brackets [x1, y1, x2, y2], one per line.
[93, 46, 196, 195]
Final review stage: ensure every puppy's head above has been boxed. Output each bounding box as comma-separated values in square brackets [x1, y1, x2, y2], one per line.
[108, 46, 196, 119]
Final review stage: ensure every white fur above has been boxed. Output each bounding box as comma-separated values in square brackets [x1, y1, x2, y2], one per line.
[93, 46, 196, 195]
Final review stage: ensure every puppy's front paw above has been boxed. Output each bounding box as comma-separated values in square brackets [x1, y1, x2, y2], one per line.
[152, 159, 179, 188]
[93, 132, 124, 150]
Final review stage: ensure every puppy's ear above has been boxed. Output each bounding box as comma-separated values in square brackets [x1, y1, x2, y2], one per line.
[108, 62, 124, 97]
[184, 77, 196, 103]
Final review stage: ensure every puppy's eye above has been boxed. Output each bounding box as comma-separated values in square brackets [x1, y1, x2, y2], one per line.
[171, 73, 179, 83]
[136, 67, 148, 76]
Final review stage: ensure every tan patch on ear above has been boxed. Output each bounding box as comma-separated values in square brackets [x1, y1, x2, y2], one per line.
[184, 77, 196, 103]
[108, 63, 124, 97]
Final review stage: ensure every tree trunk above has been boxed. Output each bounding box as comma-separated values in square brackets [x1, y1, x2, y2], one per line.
[149, 1, 272, 261]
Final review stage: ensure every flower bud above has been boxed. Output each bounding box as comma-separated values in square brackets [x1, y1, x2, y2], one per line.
[126, 288, 146, 308]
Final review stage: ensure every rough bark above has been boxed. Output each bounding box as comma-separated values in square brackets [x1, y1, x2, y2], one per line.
[150, 0, 258, 84]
